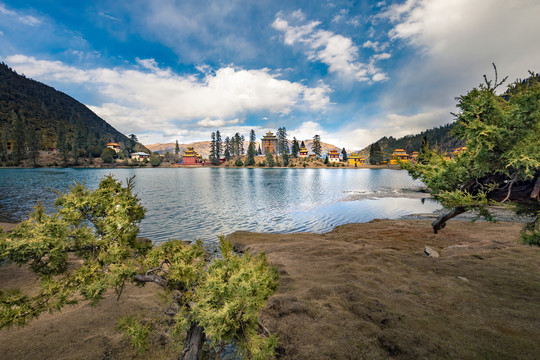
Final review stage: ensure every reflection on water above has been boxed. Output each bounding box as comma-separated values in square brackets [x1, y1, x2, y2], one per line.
[0, 168, 441, 242]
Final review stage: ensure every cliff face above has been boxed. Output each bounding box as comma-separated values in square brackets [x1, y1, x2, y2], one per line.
[0, 62, 135, 150]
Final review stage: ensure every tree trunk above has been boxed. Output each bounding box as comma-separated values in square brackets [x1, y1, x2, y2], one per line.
[431, 207, 467, 234]
[180, 322, 205, 360]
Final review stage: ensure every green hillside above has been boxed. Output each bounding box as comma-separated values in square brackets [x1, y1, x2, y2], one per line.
[359, 123, 464, 161]
[0, 62, 147, 164]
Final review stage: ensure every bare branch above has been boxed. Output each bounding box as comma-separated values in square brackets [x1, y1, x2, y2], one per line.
[134, 274, 167, 288]
[432, 207, 467, 234]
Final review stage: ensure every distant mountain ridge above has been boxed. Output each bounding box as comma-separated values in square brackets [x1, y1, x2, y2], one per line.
[0, 62, 142, 151]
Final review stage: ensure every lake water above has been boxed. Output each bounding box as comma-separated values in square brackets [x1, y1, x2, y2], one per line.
[0, 168, 441, 243]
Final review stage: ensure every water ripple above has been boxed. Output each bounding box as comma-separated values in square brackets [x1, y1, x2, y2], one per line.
[0, 168, 441, 242]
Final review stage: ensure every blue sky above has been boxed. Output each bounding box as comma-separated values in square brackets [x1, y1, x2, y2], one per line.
[1, 0, 539, 149]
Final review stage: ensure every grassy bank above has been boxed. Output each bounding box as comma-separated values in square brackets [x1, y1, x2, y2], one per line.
[1, 219, 539, 359]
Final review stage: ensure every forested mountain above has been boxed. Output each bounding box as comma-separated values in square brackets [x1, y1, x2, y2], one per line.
[359, 123, 464, 160]
[0, 62, 146, 159]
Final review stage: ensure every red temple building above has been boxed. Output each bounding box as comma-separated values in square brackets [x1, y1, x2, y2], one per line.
[182, 147, 202, 165]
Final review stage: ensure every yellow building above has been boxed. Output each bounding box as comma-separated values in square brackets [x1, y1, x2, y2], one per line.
[390, 149, 409, 165]
[348, 153, 365, 165]
[299, 146, 308, 158]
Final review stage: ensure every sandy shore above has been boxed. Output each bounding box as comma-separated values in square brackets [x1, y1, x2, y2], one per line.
[1, 219, 539, 359]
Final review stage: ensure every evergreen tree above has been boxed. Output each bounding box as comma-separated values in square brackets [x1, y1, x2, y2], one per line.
[258, 145, 262, 156]
[224, 136, 232, 161]
[324, 155, 329, 165]
[0, 124, 9, 162]
[246, 130, 256, 166]
[233, 133, 242, 158]
[240, 135, 245, 155]
[73, 119, 87, 165]
[175, 140, 180, 155]
[291, 137, 299, 158]
[265, 150, 275, 167]
[277, 127, 289, 156]
[56, 122, 69, 166]
[12, 111, 26, 165]
[0, 176, 279, 358]
[215, 130, 222, 164]
[403, 70, 540, 243]
[369, 143, 382, 165]
[341, 148, 348, 162]
[312, 135, 322, 157]
[27, 126, 40, 167]
[209, 132, 217, 164]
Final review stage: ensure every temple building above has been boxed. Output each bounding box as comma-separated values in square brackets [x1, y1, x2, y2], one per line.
[409, 151, 419, 163]
[299, 144, 308, 158]
[328, 149, 340, 162]
[106, 142, 121, 153]
[390, 149, 409, 165]
[261, 131, 278, 155]
[131, 152, 150, 161]
[348, 153, 365, 165]
[452, 146, 467, 158]
[182, 147, 202, 165]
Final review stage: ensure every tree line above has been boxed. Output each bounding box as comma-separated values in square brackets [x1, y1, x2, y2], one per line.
[208, 128, 324, 167]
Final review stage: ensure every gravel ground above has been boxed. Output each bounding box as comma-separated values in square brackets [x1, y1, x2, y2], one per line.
[401, 206, 535, 223]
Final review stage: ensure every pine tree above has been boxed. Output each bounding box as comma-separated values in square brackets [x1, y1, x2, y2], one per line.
[26, 126, 40, 167]
[240, 135, 245, 155]
[215, 130, 222, 164]
[404, 70, 540, 242]
[175, 140, 180, 155]
[0, 124, 9, 162]
[209, 132, 216, 164]
[73, 119, 87, 165]
[12, 111, 26, 165]
[341, 148, 348, 162]
[291, 137, 299, 158]
[56, 122, 69, 166]
[0, 176, 279, 358]
[369, 143, 382, 165]
[246, 130, 256, 166]
[312, 135, 322, 157]
[265, 150, 275, 167]
[233, 133, 242, 158]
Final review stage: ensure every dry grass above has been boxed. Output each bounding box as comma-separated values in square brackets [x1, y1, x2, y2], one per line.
[229, 220, 540, 360]
[1, 220, 539, 359]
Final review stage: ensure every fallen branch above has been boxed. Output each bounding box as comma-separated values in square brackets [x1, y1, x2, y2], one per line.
[431, 207, 467, 234]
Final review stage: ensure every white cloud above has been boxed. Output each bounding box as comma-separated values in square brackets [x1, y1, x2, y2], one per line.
[272, 12, 388, 82]
[196, 118, 241, 128]
[363, 40, 388, 53]
[5, 55, 332, 142]
[0, 4, 41, 26]
[372, 73, 388, 82]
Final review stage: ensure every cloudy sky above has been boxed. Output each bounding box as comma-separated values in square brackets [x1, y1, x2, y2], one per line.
[1, 0, 539, 148]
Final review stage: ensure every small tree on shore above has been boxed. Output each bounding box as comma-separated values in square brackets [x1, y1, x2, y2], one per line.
[0, 176, 279, 359]
[403, 68, 540, 244]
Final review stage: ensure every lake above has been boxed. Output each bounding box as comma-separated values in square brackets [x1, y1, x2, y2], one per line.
[0, 168, 441, 243]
